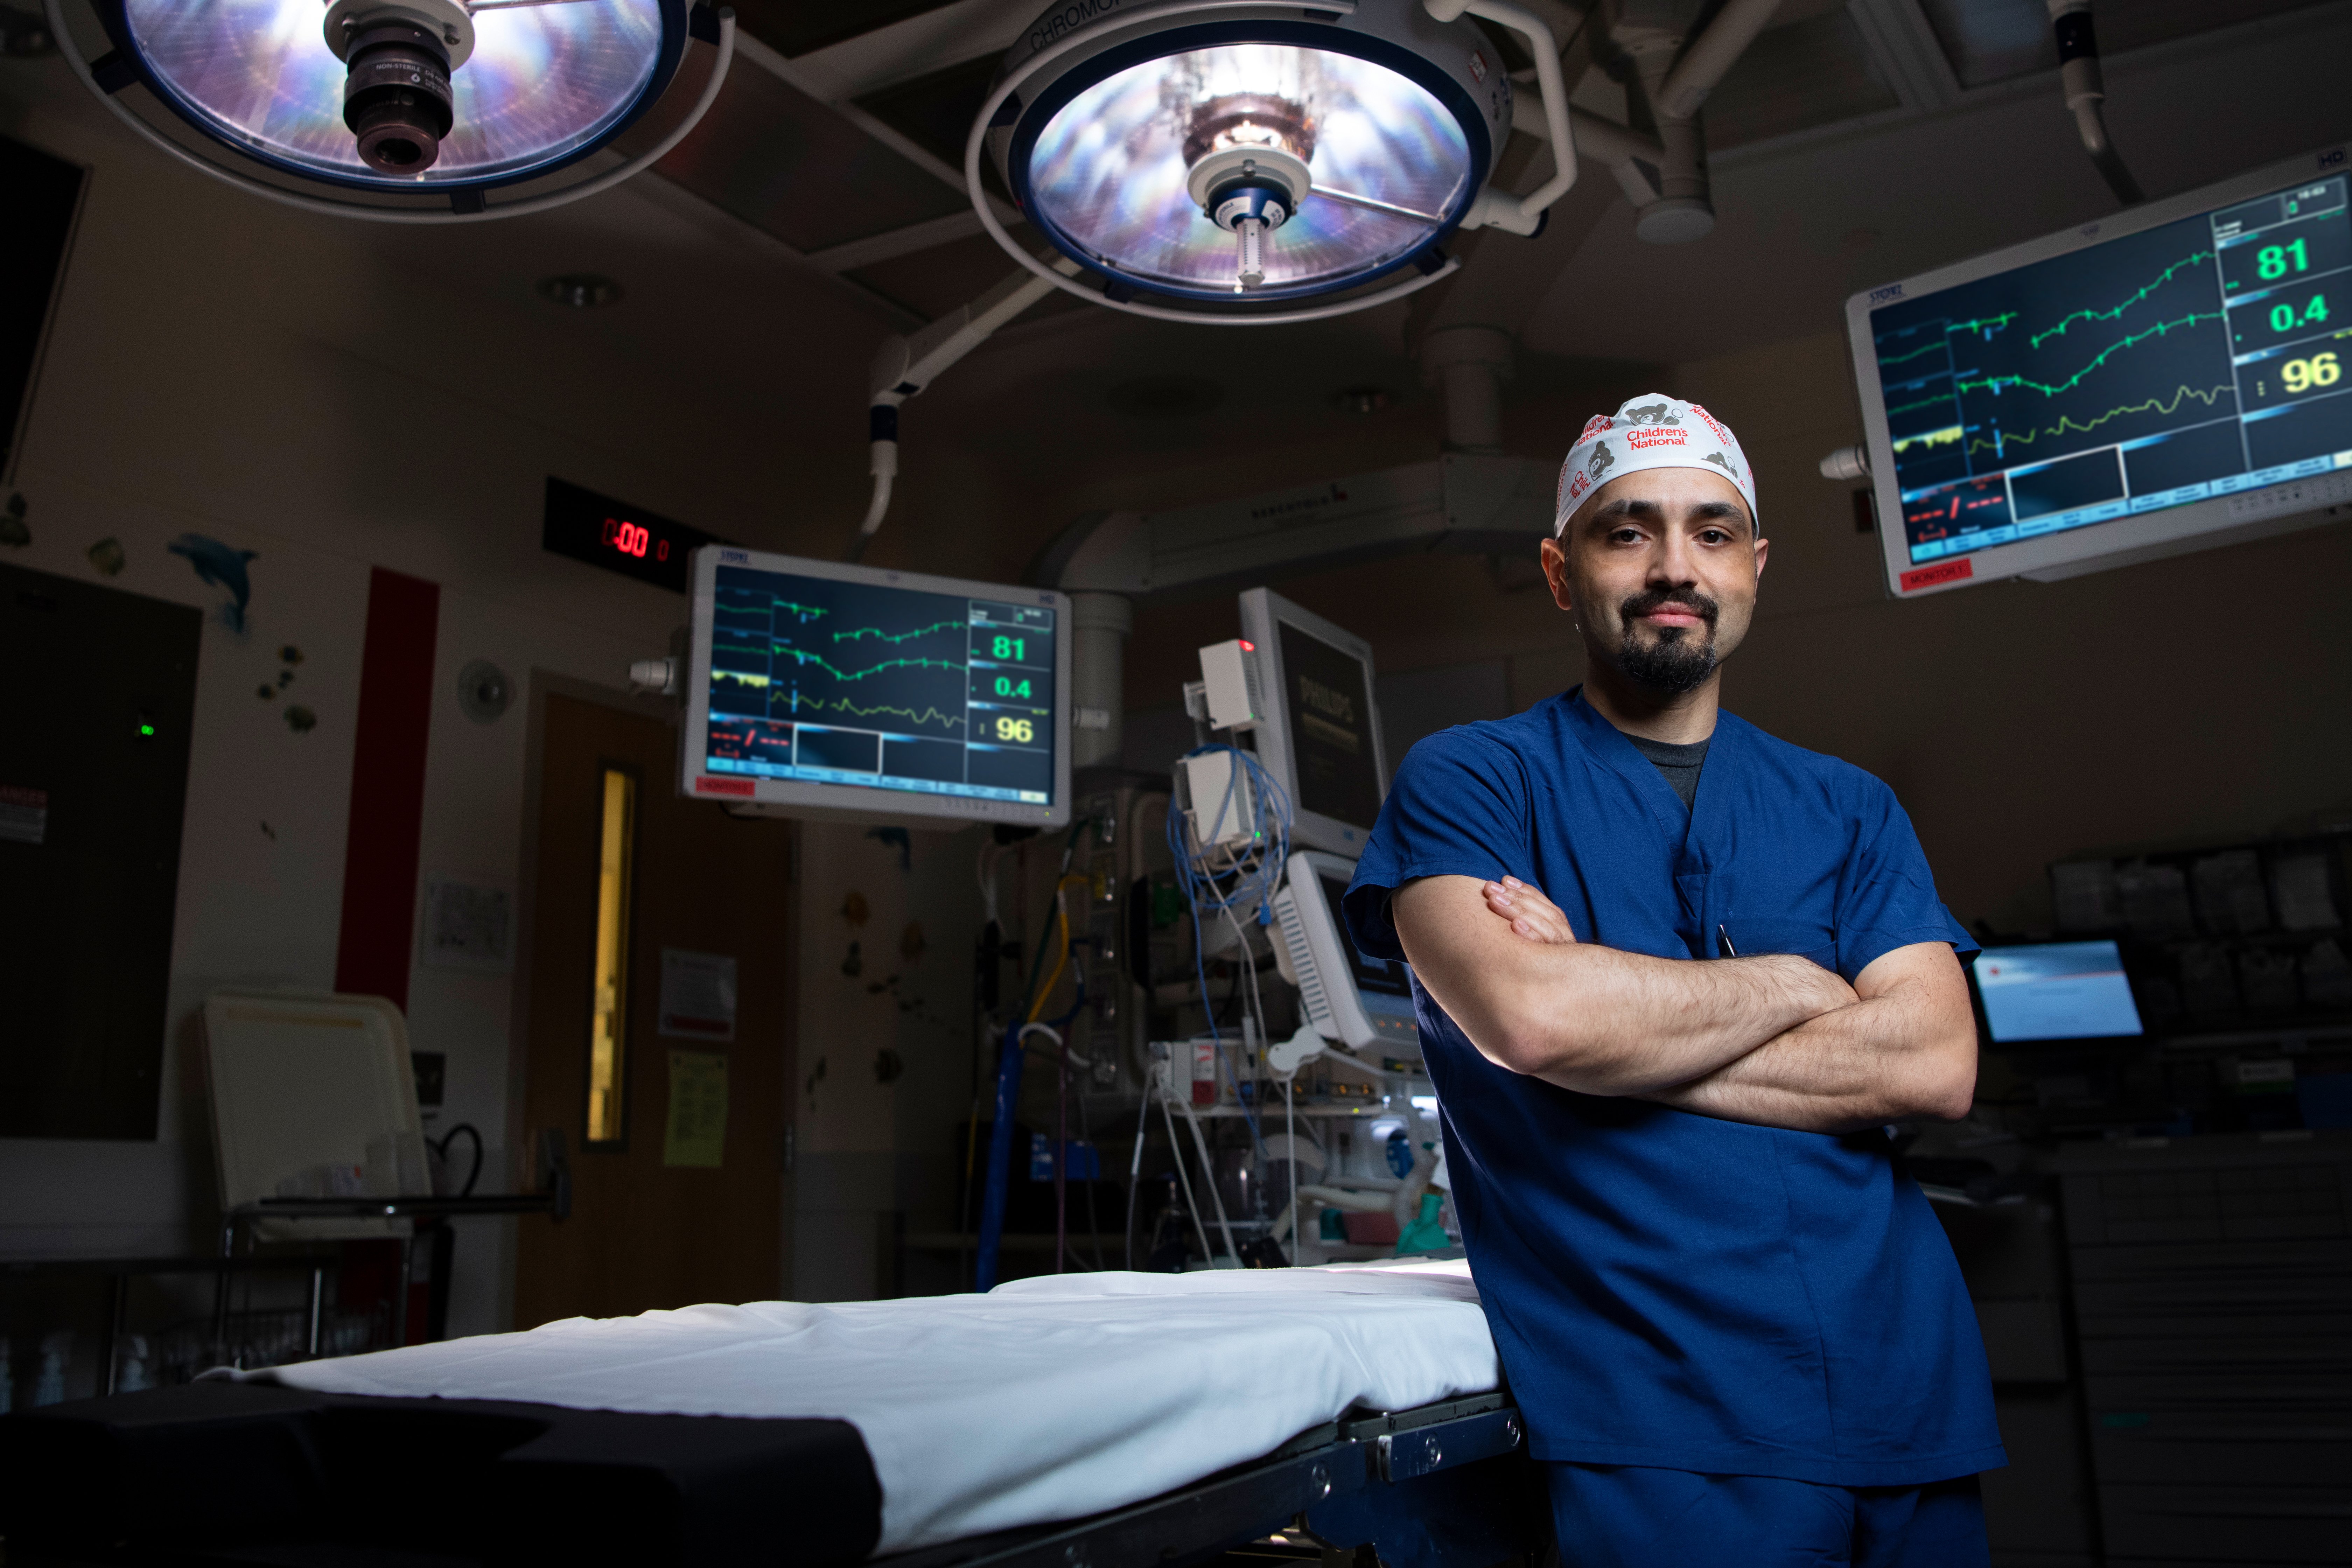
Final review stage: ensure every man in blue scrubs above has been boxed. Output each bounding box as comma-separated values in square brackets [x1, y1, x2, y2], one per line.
[1344, 395, 2002, 1566]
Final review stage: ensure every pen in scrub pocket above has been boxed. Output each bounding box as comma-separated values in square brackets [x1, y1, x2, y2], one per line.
[1718, 924, 1737, 957]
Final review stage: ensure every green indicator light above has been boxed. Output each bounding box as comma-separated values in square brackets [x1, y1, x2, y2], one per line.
[139, 724, 155, 736]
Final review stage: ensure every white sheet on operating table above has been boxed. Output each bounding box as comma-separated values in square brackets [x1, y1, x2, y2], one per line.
[244, 1261, 1497, 1554]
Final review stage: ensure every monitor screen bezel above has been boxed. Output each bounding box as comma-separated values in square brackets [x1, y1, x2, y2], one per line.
[1846, 140, 2352, 601]
[1965, 938, 2148, 1050]
[679, 545, 1072, 829]
[1238, 587, 1390, 856]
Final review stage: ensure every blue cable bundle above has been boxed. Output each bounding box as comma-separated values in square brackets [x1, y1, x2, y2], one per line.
[1166, 744, 1293, 1137]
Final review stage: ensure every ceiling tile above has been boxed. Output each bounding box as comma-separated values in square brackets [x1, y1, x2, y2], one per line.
[659, 63, 970, 254]
[727, 0, 967, 58]
[1918, 0, 2333, 91]
[1702, 8, 1902, 149]
[854, 54, 1001, 170]
[846, 231, 1091, 321]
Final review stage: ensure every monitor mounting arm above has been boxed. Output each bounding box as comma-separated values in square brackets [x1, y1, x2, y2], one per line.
[851, 256, 1084, 561]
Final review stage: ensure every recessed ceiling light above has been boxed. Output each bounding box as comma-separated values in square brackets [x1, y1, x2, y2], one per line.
[43, 0, 734, 220]
[967, 0, 1578, 325]
[537, 274, 625, 309]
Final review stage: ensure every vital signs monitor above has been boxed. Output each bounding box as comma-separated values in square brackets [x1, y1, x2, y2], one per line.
[1970, 939, 2146, 1046]
[679, 546, 1071, 828]
[1239, 588, 1390, 855]
[1848, 142, 2352, 598]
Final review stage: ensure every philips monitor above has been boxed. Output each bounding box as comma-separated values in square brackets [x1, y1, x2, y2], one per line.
[679, 546, 1071, 829]
[1238, 587, 1388, 855]
[1847, 141, 2352, 600]
[1970, 940, 2146, 1046]
[1271, 850, 1419, 1053]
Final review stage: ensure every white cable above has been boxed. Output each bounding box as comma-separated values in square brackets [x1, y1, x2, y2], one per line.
[1283, 1080, 1296, 1253]
[1157, 1080, 1220, 1266]
[1218, 896, 1273, 1113]
[858, 449, 895, 538]
[44, 0, 735, 224]
[1174, 1087, 1241, 1265]
[976, 839, 1000, 926]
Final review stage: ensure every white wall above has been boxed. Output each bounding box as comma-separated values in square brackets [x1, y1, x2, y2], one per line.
[791, 821, 987, 1301]
[0, 58, 855, 1335]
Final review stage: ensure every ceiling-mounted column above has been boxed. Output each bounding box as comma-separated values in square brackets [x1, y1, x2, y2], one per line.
[1604, 0, 1782, 244]
[1421, 325, 1516, 455]
[1608, 0, 1713, 243]
[1068, 592, 1132, 771]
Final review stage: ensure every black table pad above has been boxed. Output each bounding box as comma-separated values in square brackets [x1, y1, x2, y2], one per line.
[0, 1379, 883, 1567]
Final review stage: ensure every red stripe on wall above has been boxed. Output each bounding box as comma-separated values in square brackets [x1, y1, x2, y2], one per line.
[334, 566, 440, 1012]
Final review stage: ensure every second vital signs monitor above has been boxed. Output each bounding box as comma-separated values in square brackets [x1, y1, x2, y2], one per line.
[679, 547, 1071, 828]
[1848, 142, 2352, 598]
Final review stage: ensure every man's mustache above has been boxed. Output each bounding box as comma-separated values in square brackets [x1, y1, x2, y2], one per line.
[1618, 587, 1720, 627]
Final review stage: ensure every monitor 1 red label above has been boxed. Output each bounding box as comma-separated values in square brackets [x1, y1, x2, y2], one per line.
[1899, 558, 1974, 593]
[693, 775, 755, 797]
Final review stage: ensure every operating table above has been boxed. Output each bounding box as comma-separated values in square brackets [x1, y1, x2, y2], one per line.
[0, 1262, 1548, 1568]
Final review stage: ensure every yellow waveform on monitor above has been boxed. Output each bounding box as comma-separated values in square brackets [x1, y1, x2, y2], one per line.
[787, 693, 965, 730]
[1964, 384, 2235, 454]
[1893, 425, 1964, 455]
[711, 671, 771, 688]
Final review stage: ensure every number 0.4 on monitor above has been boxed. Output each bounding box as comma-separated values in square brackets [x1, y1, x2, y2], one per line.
[678, 547, 1072, 828]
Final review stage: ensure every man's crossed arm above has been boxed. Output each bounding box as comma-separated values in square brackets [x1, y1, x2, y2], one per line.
[1390, 876, 1976, 1134]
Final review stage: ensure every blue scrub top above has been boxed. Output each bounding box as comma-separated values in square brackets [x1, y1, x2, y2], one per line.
[1344, 688, 2004, 1487]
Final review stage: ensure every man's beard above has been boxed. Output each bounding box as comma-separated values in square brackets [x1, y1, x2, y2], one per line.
[1613, 587, 1720, 694]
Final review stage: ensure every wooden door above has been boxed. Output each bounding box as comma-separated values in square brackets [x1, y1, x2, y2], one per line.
[516, 692, 796, 1325]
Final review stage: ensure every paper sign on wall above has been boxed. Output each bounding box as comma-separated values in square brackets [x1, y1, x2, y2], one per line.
[420, 876, 513, 972]
[658, 949, 736, 1041]
[663, 1050, 728, 1168]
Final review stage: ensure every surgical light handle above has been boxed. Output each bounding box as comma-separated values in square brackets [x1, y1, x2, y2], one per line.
[1421, 0, 1577, 236]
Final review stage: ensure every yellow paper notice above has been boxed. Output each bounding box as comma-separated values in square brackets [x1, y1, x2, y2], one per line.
[663, 1050, 728, 1168]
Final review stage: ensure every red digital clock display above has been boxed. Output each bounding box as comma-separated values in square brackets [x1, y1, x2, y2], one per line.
[603, 517, 666, 562]
[544, 477, 724, 592]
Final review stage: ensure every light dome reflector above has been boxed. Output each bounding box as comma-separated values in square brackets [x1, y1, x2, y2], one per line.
[114, 0, 671, 187]
[1024, 42, 1472, 300]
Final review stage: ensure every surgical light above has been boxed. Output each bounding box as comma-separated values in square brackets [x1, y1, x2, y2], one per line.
[42, 0, 734, 219]
[972, 0, 1577, 324]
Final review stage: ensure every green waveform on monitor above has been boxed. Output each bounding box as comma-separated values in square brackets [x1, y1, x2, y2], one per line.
[787, 693, 964, 729]
[774, 648, 964, 682]
[1877, 337, 1952, 370]
[2026, 250, 2217, 350]
[1964, 384, 2236, 454]
[1961, 312, 2224, 400]
[831, 618, 962, 646]
[716, 600, 830, 623]
[1879, 250, 2219, 374]
[1944, 312, 2019, 338]
[1885, 391, 1960, 420]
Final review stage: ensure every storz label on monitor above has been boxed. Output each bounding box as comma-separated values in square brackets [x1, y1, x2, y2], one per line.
[679, 548, 1070, 828]
[1847, 146, 2352, 596]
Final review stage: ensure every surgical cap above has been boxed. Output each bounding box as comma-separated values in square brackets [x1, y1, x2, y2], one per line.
[1554, 394, 1757, 536]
